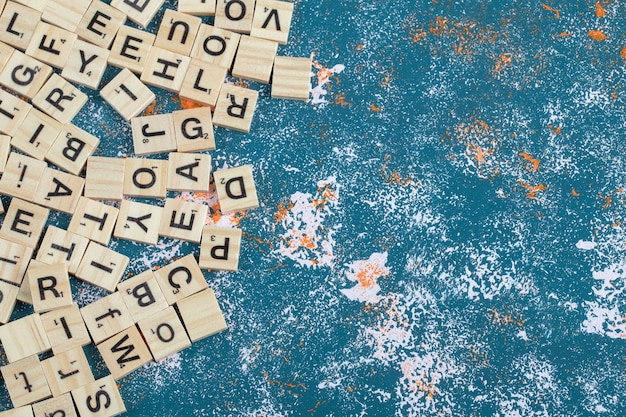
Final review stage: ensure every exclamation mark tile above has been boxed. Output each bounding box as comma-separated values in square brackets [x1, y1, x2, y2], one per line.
[0, 152, 47, 201]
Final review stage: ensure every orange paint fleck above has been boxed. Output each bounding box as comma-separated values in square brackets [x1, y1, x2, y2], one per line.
[429, 16, 448, 36]
[556, 31, 572, 38]
[611, 91, 618, 100]
[142, 100, 158, 116]
[275, 201, 294, 223]
[370, 103, 382, 112]
[620, 46, 626, 59]
[519, 152, 540, 172]
[355, 263, 388, 289]
[571, 189, 580, 197]
[334, 93, 350, 106]
[588, 30, 608, 41]
[178, 96, 206, 110]
[541, 4, 560, 18]
[518, 181, 548, 199]
[548, 125, 562, 135]
[411, 29, 427, 43]
[355, 44, 364, 50]
[595, 2, 606, 18]
[598, 194, 612, 209]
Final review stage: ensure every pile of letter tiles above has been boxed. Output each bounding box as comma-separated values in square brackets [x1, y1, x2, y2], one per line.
[0, 0, 310, 415]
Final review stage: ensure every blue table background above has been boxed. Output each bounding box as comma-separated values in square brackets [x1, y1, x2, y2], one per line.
[2, 0, 626, 415]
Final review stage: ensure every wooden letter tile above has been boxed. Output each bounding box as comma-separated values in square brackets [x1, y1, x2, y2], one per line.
[32, 393, 77, 417]
[178, 0, 216, 16]
[40, 303, 91, 354]
[212, 84, 258, 133]
[272, 56, 312, 101]
[0, 313, 51, 362]
[16, 259, 45, 306]
[117, 270, 168, 323]
[108, 25, 156, 74]
[46, 123, 100, 175]
[27, 263, 72, 313]
[0, 355, 51, 407]
[190, 24, 240, 69]
[0, 134, 9, 172]
[12, 0, 49, 12]
[0, 41, 15, 73]
[0, 198, 49, 248]
[113, 199, 162, 245]
[0, 237, 34, 286]
[32, 74, 88, 125]
[0, 279, 19, 323]
[36, 226, 89, 274]
[231, 35, 277, 84]
[100, 68, 155, 121]
[153, 254, 208, 305]
[84, 156, 126, 201]
[214, 0, 255, 34]
[0, 405, 34, 417]
[131, 113, 176, 155]
[176, 288, 227, 342]
[25, 21, 77, 69]
[179, 59, 226, 108]
[0, 152, 47, 201]
[75, 242, 129, 292]
[250, 0, 294, 44]
[158, 197, 209, 243]
[96, 325, 152, 380]
[61, 39, 110, 90]
[111, 0, 165, 28]
[11, 108, 63, 160]
[76, 1, 127, 49]
[41, 346, 95, 396]
[138, 306, 190, 361]
[0, 2, 41, 51]
[154, 9, 201, 56]
[213, 164, 259, 212]
[0, 50, 53, 99]
[41, 0, 91, 32]
[172, 107, 215, 152]
[80, 292, 134, 344]
[71, 375, 126, 417]
[0, 88, 32, 136]
[199, 226, 242, 271]
[167, 152, 211, 192]
[140, 46, 190, 93]
[32, 167, 85, 214]
[68, 197, 119, 246]
[123, 158, 168, 198]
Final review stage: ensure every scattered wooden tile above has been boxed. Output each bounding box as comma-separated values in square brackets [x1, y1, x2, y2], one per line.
[154, 8, 201, 56]
[123, 158, 168, 198]
[111, 0, 164, 28]
[272, 56, 311, 101]
[213, 164, 259, 212]
[13, 0, 49, 12]
[11, 108, 63, 160]
[76, 1, 127, 49]
[231, 35, 277, 84]
[199, 226, 242, 271]
[108, 25, 156, 74]
[212, 83, 258, 133]
[32, 74, 88, 125]
[41, 0, 91, 32]
[153, 253, 208, 305]
[0, 87, 32, 136]
[0, 279, 19, 323]
[0, 40, 14, 73]
[140, 46, 190, 93]
[117, 270, 168, 323]
[0, 313, 51, 362]
[84, 156, 126, 201]
[138, 305, 191, 361]
[250, 0, 294, 44]
[178, 0, 216, 16]
[190, 24, 240, 69]
[0, 405, 34, 417]
[0, 236, 33, 286]
[71, 375, 126, 417]
[100, 68, 155, 121]
[177, 288, 227, 342]
[131, 113, 177, 155]
[0, 134, 9, 172]
[41, 346, 95, 396]
[96, 325, 152, 380]
[113, 199, 163, 245]
[214, 0, 255, 34]
[40, 303, 91, 354]
[179, 58, 226, 108]
[0, 50, 53, 99]
[0, 152, 47, 201]
[68, 197, 119, 246]
[36, 226, 89, 274]
[61, 39, 110, 90]
[32, 167, 85, 214]
[16, 258, 45, 306]
[0, 197, 50, 249]
[167, 152, 211, 192]
[46, 123, 100, 175]
[27, 263, 72, 313]
[158, 197, 209, 243]
[25, 20, 77, 69]
[80, 291, 134, 344]
[0, 355, 51, 407]
[172, 106, 215, 152]
[0, 2, 42, 51]
[32, 393, 77, 417]
[75, 241, 129, 292]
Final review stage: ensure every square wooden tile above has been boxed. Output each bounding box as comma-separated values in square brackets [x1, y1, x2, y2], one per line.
[271, 56, 311, 101]
[154, 8, 201, 56]
[0, 236, 34, 286]
[0, 313, 51, 363]
[46, 123, 100, 175]
[108, 25, 156, 74]
[231, 35, 277, 84]
[11, 108, 62, 160]
[41, 346, 94, 396]
[177, 288, 227, 342]
[0, 279, 19, 324]
[213, 164, 259, 212]
[172, 107, 215, 152]
[32, 167, 85, 214]
[32, 393, 77, 417]
[1, 355, 51, 407]
[199, 226, 242, 271]
[158, 197, 209, 243]
[113, 199, 163, 245]
[0, 50, 53, 99]
[25, 20, 76, 69]
[100, 68, 155, 121]
[167, 152, 211, 192]
[32, 73, 88, 125]
[0, 40, 15, 73]
[12, 0, 49, 12]
[214, 0, 255, 34]
[0, 197, 49, 248]
[123, 158, 168, 198]
[40, 303, 91, 355]
[61, 39, 110, 90]
[76, 1, 127, 49]
[250, 0, 294, 44]
[75, 242, 129, 292]
[0, 152, 47, 201]
[84, 156, 126, 201]
[41, 0, 91, 32]
[16, 259, 46, 306]
[179, 58, 226, 108]
[178, 0, 216, 16]
[117, 270, 168, 323]
[0, 134, 10, 172]
[111, 0, 164, 28]
[131, 113, 177, 156]
[0, 2, 41, 51]
[0, 405, 34, 417]
[71, 375, 126, 416]
[80, 291, 134, 344]
[153, 253, 208, 305]
[27, 263, 72, 313]
[138, 306, 191, 361]
[212, 84, 258, 133]
[0, 87, 32, 136]
[96, 325, 152, 380]
[190, 24, 240, 69]
[140, 46, 190, 93]
[68, 197, 119, 246]
[36, 226, 89, 274]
